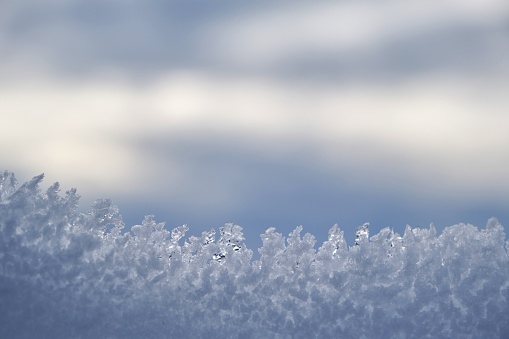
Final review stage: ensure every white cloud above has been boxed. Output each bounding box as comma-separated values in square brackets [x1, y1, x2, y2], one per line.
[1, 70, 508, 204]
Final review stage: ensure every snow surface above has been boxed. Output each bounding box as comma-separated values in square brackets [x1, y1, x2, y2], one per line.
[1, 172, 508, 338]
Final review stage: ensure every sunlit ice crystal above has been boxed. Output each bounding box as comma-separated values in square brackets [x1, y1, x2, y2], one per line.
[219, 222, 244, 252]
[328, 224, 345, 256]
[214, 223, 245, 262]
[389, 229, 403, 249]
[1, 171, 508, 338]
[354, 222, 369, 245]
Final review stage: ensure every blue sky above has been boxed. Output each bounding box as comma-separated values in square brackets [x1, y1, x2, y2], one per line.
[1, 0, 509, 250]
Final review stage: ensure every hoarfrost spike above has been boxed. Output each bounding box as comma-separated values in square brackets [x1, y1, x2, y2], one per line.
[355, 223, 369, 245]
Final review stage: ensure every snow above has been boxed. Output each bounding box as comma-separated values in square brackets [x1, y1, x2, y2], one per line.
[1, 171, 508, 338]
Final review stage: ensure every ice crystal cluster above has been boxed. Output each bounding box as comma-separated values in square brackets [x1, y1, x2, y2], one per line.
[1, 172, 508, 338]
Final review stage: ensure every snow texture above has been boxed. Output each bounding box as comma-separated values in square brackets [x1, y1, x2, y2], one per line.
[1, 172, 508, 338]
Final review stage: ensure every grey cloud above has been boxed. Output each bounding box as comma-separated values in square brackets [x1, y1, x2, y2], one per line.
[205, 21, 509, 84]
[3, 0, 507, 82]
[0, 0, 268, 77]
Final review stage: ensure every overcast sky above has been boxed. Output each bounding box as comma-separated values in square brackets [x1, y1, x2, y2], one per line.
[1, 0, 509, 249]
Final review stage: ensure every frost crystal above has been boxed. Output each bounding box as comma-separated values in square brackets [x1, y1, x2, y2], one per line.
[328, 224, 345, 256]
[214, 223, 245, 261]
[388, 228, 404, 254]
[354, 222, 369, 245]
[1, 171, 508, 338]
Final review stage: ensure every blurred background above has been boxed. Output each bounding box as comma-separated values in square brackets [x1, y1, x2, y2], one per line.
[1, 0, 509, 251]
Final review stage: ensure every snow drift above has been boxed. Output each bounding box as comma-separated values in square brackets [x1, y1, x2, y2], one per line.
[0, 172, 508, 338]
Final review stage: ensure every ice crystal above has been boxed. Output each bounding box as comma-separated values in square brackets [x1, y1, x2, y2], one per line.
[354, 222, 369, 245]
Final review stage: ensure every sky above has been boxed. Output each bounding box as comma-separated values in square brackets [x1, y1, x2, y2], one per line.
[1, 0, 509, 250]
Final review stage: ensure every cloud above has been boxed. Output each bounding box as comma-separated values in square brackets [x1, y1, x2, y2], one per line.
[2, 0, 506, 80]
[203, 0, 509, 68]
[141, 72, 509, 198]
[1, 70, 508, 210]
[0, 0, 262, 76]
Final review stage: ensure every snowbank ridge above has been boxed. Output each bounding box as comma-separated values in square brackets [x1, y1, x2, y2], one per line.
[1, 172, 508, 338]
